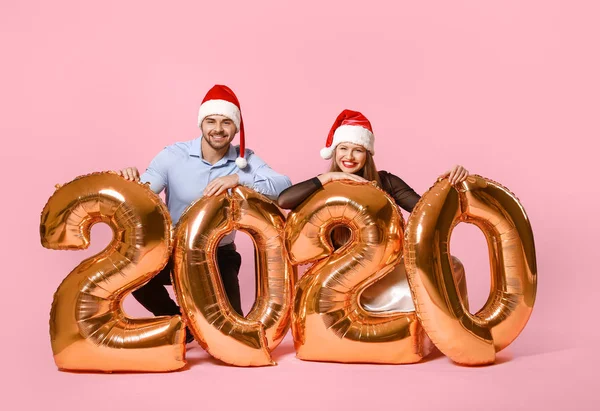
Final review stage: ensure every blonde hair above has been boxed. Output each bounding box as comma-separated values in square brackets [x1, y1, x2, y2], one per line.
[328, 150, 380, 248]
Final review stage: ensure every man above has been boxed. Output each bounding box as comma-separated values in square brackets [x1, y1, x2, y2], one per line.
[118, 85, 291, 343]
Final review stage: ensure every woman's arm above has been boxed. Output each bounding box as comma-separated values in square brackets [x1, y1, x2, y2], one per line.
[380, 171, 421, 212]
[277, 172, 368, 209]
[277, 177, 323, 209]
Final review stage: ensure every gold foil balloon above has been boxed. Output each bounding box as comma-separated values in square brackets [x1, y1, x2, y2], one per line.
[285, 180, 429, 364]
[40, 172, 186, 372]
[404, 175, 537, 365]
[172, 186, 295, 367]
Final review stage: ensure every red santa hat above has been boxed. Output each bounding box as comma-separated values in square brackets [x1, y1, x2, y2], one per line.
[198, 85, 247, 168]
[320, 109, 375, 160]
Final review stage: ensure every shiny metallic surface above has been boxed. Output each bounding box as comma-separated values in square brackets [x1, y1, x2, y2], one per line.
[173, 186, 294, 367]
[285, 180, 430, 364]
[404, 175, 537, 365]
[40, 172, 186, 372]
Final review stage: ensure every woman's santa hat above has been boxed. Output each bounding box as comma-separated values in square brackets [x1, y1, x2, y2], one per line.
[320, 109, 375, 160]
[198, 85, 248, 168]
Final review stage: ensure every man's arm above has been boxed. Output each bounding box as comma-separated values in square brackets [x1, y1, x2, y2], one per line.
[139, 146, 179, 194]
[237, 152, 292, 199]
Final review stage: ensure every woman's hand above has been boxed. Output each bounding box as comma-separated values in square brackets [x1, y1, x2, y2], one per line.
[440, 165, 470, 185]
[116, 167, 141, 181]
[317, 172, 368, 185]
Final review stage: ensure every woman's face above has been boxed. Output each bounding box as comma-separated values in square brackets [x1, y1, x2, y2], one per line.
[335, 143, 368, 174]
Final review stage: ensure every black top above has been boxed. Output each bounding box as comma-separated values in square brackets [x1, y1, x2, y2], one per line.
[277, 170, 421, 212]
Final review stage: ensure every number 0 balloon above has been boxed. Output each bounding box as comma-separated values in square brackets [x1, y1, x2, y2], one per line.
[173, 186, 295, 367]
[404, 176, 537, 365]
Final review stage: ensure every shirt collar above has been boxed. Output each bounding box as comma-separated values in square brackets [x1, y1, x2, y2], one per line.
[190, 137, 238, 164]
[189, 138, 201, 157]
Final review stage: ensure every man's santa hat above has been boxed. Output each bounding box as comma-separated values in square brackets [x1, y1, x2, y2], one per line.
[320, 109, 375, 160]
[198, 85, 248, 168]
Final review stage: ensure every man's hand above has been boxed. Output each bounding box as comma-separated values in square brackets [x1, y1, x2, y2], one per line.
[439, 164, 469, 185]
[116, 167, 141, 181]
[203, 175, 240, 197]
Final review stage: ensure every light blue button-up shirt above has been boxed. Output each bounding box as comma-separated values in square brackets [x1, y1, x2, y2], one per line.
[141, 137, 291, 244]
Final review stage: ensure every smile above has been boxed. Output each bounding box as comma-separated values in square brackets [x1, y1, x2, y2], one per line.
[342, 161, 358, 168]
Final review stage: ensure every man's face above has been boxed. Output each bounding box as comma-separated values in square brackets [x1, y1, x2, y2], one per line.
[201, 115, 237, 151]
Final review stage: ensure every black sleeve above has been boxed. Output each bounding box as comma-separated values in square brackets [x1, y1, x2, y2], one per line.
[277, 177, 323, 209]
[380, 171, 421, 212]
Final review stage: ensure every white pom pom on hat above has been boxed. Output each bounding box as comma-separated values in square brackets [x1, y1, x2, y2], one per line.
[320, 147, 334, 160]
[235, 156, 248, 169]
[198, 85, 248, 168]
[321, 109, 375, 159]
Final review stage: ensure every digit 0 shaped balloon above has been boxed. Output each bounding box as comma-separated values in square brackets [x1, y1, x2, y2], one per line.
[173, 186, 295, 367]
[285, 180, 429, 364]
[40, 172, 186, 372]
[404, 175, 537, 365]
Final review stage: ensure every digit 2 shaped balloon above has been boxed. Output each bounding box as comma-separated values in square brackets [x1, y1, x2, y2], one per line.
[172, 186, 295, 367]
[40, 172, 186, 372]
[404, 175, 537, 365]
[285, 180, 430, 364]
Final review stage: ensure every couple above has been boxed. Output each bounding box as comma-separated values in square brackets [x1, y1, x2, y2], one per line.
[119, 84, 470, 343]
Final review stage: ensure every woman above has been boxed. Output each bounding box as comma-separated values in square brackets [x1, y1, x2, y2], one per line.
[277, 109, 469, 312]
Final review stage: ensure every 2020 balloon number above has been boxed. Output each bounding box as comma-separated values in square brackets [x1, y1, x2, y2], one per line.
[40, 173, 536, 371]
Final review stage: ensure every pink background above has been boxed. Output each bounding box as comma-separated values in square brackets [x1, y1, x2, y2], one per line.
[1, 1, 596, 410]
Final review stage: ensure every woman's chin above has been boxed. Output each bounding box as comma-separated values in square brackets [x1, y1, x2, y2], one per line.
[341, 167, 360, 174]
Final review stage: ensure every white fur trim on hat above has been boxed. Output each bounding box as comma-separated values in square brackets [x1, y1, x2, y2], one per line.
[198, 99, 241, 132]
[322, 125, 375, 159]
